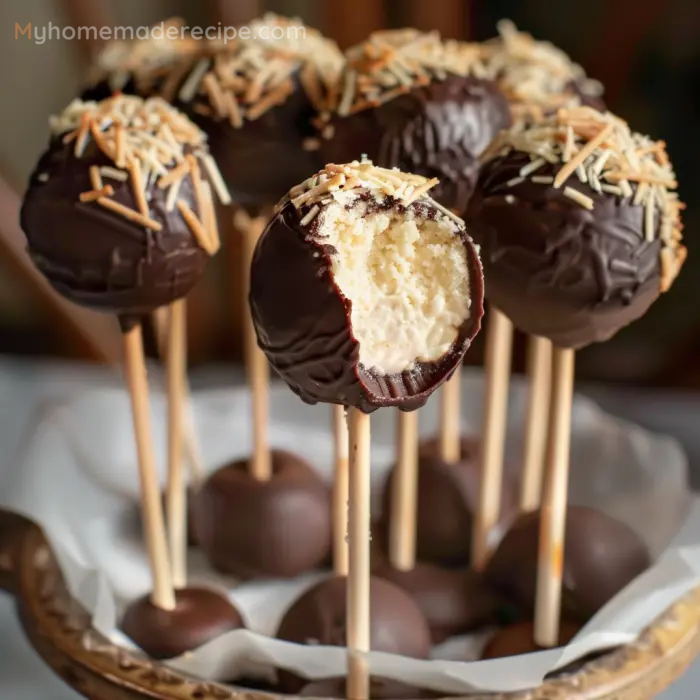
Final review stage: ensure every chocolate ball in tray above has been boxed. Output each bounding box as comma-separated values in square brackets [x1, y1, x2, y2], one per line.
[466, 106, 686, 349]
[485, 506, 651, 624]
[250, 160, 484, 413]
[481, 620, 582, 660]
[21, 94, 243, 658]
[173, 16, 343, 213]
[319, 29, 511, 214]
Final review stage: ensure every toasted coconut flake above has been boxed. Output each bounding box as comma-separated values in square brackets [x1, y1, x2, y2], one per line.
[79, 185, 114, 202]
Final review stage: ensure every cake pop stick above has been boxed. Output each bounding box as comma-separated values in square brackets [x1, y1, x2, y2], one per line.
[472, 308, 513, 571]
[152, 304, 205, 487]
[389, 410, 419, 571]
[165, 298, 187, 588]
[333, 404, 349, 577]
[519, 335, 553, 512]
[241, 213, 272, 482]
[438, 373, 461, 463]
[124, 321, 176, 610]
[534, 347, 575, 647]
[347, 407, 371, 700]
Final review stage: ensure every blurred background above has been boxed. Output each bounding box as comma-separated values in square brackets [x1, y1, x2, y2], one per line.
[0, 0, 698, 387]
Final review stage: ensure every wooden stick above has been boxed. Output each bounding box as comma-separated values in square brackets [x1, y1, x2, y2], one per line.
[438, 372, 461, 463]
[241, 215, 271, 482]
[333, 405, 349, 577]
[347, 408, 371, 700]
[152, 306, 205, 487]
[165, 299, 187, 589]
[534, 347, 576, 648]
[519, 336, 553, 512]
[390, 409, 419, 571]
[472, 308, 514, 571]
[123, 323, 175, 610]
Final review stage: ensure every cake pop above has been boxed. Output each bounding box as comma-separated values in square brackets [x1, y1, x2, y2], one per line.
[481, 20, 605, 121]
[481, 620, 581, 660]
[250, 160, 484, 412]
[21, 94, 243, 658]
[319, 29, 511, 214]
[485, 506, 651, 622]
[378, 437, 516, 567]
[81, 18, 203, 102]
[276, 575, 432, 693]
[466, 107, 686, 349]
[173, 14, 343, 213]
[252, 161, 482, 697]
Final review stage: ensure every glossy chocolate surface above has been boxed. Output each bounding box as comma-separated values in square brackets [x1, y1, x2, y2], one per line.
[276, 574, 431, 692]
[321, 76, 510, 214]
[121, 586, 244, 660]
[485, 506, 651, 622]
[466, 152, 663, 348]
[378, 438, 516, 566]
[21, 139, 208, 317]
[193, 450, 331, 579]
[181, 77, 320, 215]
[250, 198, 484, 413]
[374, 562, 500, 643]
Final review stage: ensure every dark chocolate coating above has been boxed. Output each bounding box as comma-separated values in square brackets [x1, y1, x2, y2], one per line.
[374, 562, 500, 643]
[180, 76, 320, 214]
[481, 620, 580, 660]
[300, 677, 439, 699]
[21, 139, 208, 317]
[378, 438, 516, 566]
[568, 80, 606, 113]
[121, 586, 244, 660]
[322, 76, 511, 214]
[193, 450, 332, 579]
[250, 198, 484, 413]
[485, 506, 651, 622]
[276, 575, 431, 693]
[466, 152, 663, 348]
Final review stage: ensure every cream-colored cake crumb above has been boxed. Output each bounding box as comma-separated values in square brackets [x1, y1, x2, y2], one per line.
[318, 199, 470, 374]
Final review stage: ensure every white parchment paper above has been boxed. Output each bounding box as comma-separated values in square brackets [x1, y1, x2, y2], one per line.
[1, 370, 696, 695]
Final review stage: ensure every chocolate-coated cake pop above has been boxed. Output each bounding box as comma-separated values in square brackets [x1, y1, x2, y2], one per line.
[81, 17, 202, 101]
[173, 16, 343, 213]
[21, 95, 230, 318]
[300, 676, 439, 699]
[250, 160, 484, 413]
[481, 620, 580, 660]
[378, 438, 516, 566]
[122, 587, 244, 660]
[319, 29, 511, 213]
[276, 575, 432, 693]
[374, 561, 501, 643]
[466, 107, 686, 348]
[193, 451, 331, 579]
[485, 506, 651, 622]
[481, 20, 605, 120]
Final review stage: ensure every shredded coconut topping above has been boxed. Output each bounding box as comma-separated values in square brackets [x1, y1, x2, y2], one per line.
[178, 14, 343, 124]
[324, 29, 488, 120]
[482, 20, 604, 119]
[51, 94, 229, 254]
[486, 106, 686, 292]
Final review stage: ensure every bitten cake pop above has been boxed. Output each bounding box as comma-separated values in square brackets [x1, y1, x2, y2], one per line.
[467, 107, 686, 349]
[319, 29, 511, 214]
[81, 17, 202, 102]
[485, 506, 651, 622]
[174, 14, 343, 212]
[252, 161, 483, 698]
[250, 160, 484, 411]
[21, 95, 243, 658]
[481, 20, 605, 121]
